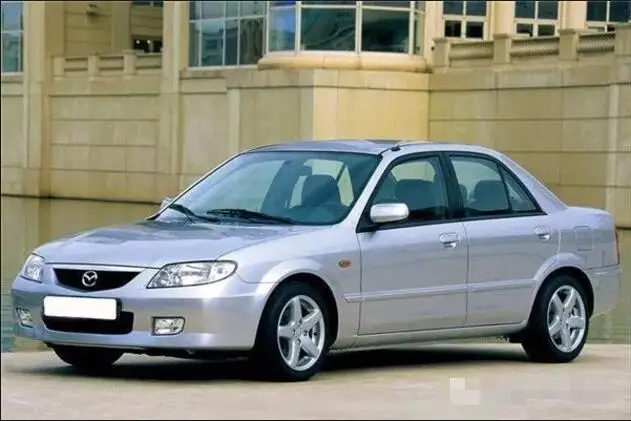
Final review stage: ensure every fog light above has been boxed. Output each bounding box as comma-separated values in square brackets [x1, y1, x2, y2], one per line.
[16, 308, 33, 327]
[153, 317, 184, 335]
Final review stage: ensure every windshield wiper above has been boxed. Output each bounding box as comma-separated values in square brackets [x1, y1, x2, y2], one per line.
[167, 203, 219, 223]
[205, 208, 295, 225]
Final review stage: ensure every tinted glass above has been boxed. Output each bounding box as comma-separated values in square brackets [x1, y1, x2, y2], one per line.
[586, 0, 607, 21]
[537, 0, 558, 19]
[443, 0, 464, 15]
[609, 0, 631, 22]
[301, 8, 356, 50]
[362, 9, 410, 53]
[515, 0, 535, 18]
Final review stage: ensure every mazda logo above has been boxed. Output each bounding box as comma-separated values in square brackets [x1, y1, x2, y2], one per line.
[81, 271, 98, 287]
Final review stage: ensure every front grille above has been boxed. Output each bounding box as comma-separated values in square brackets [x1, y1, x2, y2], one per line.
[43, 312, 134, 335]
[54, 268, 140, 292]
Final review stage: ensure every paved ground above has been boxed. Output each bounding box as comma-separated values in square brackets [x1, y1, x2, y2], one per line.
[1, 343, 630, 420]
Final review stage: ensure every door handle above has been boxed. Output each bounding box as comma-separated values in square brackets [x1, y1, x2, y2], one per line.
[439, 233, 459, 249]
[534, 226, 551, 241]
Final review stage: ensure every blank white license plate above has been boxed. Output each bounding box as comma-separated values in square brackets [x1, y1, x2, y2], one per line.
[43, 296, 118, 320]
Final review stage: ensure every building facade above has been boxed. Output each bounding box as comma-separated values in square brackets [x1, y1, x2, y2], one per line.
[1, 1, 630, 227]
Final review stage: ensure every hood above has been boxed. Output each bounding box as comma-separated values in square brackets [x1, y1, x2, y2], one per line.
[35, 220, 317, 268]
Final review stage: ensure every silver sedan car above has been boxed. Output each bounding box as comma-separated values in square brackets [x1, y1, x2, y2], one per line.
[11, 140, 621, 381]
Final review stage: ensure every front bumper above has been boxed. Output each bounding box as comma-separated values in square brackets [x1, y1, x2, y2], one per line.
[10, 266, 274, 351]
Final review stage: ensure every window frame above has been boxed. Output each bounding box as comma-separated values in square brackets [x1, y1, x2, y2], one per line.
[442, 151, 546, 222]
[265, 1, 425, 57]
[0, 0, 24, 74]
[356, 152, 460, 233]
[189, 1, 267, 69]
[513, 0, 560, 37]
[442, 0, 489, 40]
[586, 0, 630, 33]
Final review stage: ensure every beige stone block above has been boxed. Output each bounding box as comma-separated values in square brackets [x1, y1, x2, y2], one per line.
[430, 91, 496, 121]
[125, 173, 156, 202]
[126, 146, 157, 173]
[336, 89, 428, 140]
[562, 65, 611, 87]
[496, 69, 562, 89]
[51, 78, 161, 96]
[238, 88, 301, 149]
[89, 146, 126, 172]
[563, 87, 610, 119]
[495, 120, 562, 152]
[50, 145, 90, 170]
[610, 187, 631, 227]
[497, 89, 563, 120]
[180, 93, 230, 173]
[562, 119, 610, 152]
[65, 28, 110, 44]
[0, 167, 24, 195]
[430, 71, 495, 91]
[336, 70, 429, 91]
[429, 120, 495, 147]
[22, 169, 42, 196]
[52, 96, 160, 120]
[0, 96, 24, 167]
[506, 152, 561, 185]
[88, 171, 127, 200]
[155, 174, 180, 201]
[616, 153, 631, 187]
[50, 170, 91, 198]
[559, 153, 610, 187]
[556, 185, 607, 209]
[619, 85, 631, 118]
[311, 88, 338, 139]
[618, 117, 631, 152]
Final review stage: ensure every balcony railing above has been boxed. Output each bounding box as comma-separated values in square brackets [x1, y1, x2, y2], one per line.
[53, 50, 162, 77]
[432, 23, 628, 71]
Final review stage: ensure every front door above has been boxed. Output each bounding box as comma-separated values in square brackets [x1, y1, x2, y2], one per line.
[357, 154, 468, 335]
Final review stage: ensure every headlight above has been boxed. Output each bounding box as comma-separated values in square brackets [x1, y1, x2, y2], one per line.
[20, 254, 46, 282]
[146, 261, 237, 289]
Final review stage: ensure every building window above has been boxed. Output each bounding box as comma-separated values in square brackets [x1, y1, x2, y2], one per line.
[133, 38, 163, 53]
[189, 1, 266, 67]
[442, 0, 487, 39]
[586, 0, 631, 32]
[0, 0, 23, 73]
[514, 0, 559, 37]
[268, 1, 425, 55]
[132, 0, 164, 7]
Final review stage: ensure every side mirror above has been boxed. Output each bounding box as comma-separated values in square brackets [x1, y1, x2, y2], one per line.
[159, 197, 173, 210]
[369, 203, 409, 224]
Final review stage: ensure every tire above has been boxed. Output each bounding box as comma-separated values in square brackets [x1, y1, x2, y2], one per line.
[252, 281, 331, 382]
[521, 274, 590, 363]
[53, 345, 123, 372]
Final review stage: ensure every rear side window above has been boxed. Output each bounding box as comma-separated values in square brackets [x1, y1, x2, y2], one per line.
[449, 155, 538, 217]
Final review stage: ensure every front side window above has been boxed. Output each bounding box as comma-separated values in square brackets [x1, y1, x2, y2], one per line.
[158, 151, 380, 226]
[268, 1, 425, 55]
[449, 155, 538, 217]
[189, 1, 266, 67]
[371, 155, 450, 223]
[0, 0, 23, 73]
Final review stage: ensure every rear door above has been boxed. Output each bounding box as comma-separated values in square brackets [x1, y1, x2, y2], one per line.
[444, 152, 559, 327]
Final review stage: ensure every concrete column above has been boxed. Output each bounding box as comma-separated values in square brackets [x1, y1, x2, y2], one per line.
[21, 1, 65, 196]
[561, 0, 587, 30]
[111, 2, 132, 52]
[156, 0, 189, 197]
[492, 0, 515, 36]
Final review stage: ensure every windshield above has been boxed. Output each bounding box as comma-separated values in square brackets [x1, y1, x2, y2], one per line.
[157, 150, 381, 225]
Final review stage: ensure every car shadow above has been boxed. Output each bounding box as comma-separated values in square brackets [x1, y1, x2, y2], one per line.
[11, 343, 538, 383]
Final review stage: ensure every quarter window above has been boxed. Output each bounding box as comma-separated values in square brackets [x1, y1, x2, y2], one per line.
[372, 156, 450, 223]
[449, 155, 537, 217]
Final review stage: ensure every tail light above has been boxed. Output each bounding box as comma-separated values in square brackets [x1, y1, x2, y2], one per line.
[616, 229, 621, 264]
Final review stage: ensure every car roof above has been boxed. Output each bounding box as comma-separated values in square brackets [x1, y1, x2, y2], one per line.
[246, 139, 495, 156]
[248, 139, 435, 155]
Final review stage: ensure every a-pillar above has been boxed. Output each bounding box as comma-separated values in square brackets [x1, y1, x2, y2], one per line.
[21, 1, 64, 196]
